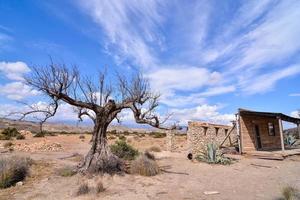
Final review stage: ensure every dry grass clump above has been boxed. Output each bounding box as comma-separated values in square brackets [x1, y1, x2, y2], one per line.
[76, 183, 90, 196]
[3, 141, 13, 148]
[144, 151, 155, 160]
[56, 166, 77, 177]
[0, 156, 32, 188]
[96, 180, 105, 193]
[148, 146, 161, 152]
[130, 154, 159, 176]
[281, 186, 299, 200]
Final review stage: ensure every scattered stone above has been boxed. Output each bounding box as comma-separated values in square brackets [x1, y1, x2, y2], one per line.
[204, 191, 220, 195]
[14, 140, 63, 152]
[16, 181, 23, 186]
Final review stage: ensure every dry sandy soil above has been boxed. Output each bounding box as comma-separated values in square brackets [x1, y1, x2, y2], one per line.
[0, 133, 299, 200]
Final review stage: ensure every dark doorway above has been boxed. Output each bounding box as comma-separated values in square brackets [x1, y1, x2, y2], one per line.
[254, 125, 262, 149]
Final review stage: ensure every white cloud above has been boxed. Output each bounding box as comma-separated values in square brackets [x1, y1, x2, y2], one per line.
[170, 104, 235, 125]
[78, 0, 165, 68]
[0, 82, 39, 100]
[199, 85, 236, 97]
[0, 61, 30, 81]
[290, 110, 299, 118]
[289, 93, 300, 97]
[240, 64, 300, 94]
[148, 66, 221, 92]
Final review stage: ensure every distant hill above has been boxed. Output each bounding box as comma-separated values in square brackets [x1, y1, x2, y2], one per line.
[0, 118, 174, 134]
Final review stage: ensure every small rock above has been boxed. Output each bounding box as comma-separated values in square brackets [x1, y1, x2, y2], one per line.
[16, 181, 23, 186]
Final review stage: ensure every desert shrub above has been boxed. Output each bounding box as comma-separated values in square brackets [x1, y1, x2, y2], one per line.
[139, 133, 145, 137]
[195, 143, 233, 165]
[108, 130, 117, 135]
[118, 135, 126, 141]
[0, 156, 32, 188]
[96, 181, 105, 193]
[16, 134, 25, 140]
[0, 134, 11, 140]
[79, 135, 85, 139]
[110, 140, 139, 160]
[33, 132, 45, 137]
[1, 127, 20, 138]
[123, 131, 130, 135]
[151, 132, 166, 138]
[281, 186, 299, 200]
[130, 154, 159, 176]
[76, 183, 90, 196]
[3, 142, 13, 148]
[148, 146, 161, 152]
[144, 151, 155, 160]
[108, 135, 116, 140]
[56, 166, 76, 177]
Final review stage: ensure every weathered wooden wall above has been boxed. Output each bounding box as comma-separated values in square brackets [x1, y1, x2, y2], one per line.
[240, 114, 281, 152]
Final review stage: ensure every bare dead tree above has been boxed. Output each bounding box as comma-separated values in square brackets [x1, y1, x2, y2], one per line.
[5, 99, 59, 134]
[25, 62, 171, 173]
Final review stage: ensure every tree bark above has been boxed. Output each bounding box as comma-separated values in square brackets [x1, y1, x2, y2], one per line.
[78, 118, 122, 174]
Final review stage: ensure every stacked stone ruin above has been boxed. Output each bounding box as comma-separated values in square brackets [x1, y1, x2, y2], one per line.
[187, 121, 236, 155]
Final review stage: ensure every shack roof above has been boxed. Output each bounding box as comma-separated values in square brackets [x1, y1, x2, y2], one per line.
[238, 108, 300, 124]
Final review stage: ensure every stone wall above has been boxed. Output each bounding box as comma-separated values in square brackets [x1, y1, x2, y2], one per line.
[187, 121, 236, 155]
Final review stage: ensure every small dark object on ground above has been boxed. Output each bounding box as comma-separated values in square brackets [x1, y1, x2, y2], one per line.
[187, 153, 193, 160]
[3, 142, 13, 148]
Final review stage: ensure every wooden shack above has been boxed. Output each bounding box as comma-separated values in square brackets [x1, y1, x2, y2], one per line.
[237, 109, 300, 153]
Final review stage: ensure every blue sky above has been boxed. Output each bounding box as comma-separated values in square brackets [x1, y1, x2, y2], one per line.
[0, 0, 300, 126]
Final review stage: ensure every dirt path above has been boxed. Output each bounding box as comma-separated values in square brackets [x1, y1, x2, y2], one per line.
[1, 134, 299, 200]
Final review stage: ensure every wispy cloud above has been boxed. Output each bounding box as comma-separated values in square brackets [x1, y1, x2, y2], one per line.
[71, 0, 300, 123]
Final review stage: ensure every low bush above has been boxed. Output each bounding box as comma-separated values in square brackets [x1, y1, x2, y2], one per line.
[195, 143, 233, 165]
[0, 134, 11, 140]
[0, 156, 32, 188]
[151, 132, 166, 138]
[108, 130, 117, 135]
[108, 135, 116, 140]
[33, 132, 45, 137]
[281, 186, 299, 200]
[79, 135, 85, 139]
[56, 166, 77, 177]
[16, 134, 25, 140]
[3, 142, 13, 148]
[130, 154, 159, 176]
[148, 146, 161, 152]
[1, 127, 20, 138]
[110, 140, 139, 160]
[76, 183, 90, 196]
[118, 135, 126, 141]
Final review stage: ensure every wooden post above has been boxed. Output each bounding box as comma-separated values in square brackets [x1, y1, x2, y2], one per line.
[278, 118, 285, 152]
[297, 124, 300, 139]
[236, 114, 242, 154]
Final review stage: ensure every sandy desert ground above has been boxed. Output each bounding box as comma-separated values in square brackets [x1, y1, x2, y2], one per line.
[0, 133, 299, 200]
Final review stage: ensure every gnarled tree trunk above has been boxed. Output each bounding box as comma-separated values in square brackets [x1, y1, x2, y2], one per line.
[78, 118, 122, 174]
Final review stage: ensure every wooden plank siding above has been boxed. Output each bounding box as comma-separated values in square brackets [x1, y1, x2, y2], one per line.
[240, 114, 282, 152]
